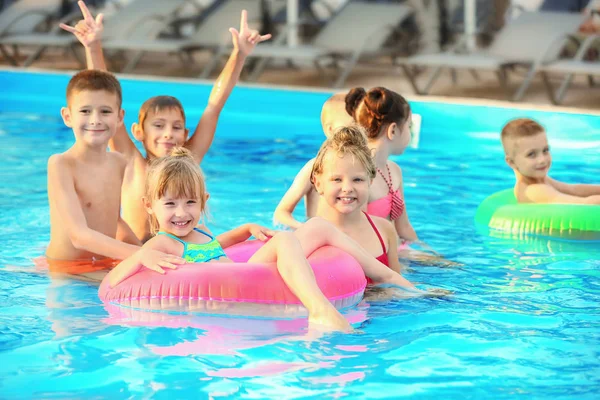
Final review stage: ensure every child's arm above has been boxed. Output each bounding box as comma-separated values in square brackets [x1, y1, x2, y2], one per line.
[274, 159, 315, 229]
[116, 217, 142, 246]
[107, 236, 179, 287]
[48, 155, 140, 259]
[523, 183, 600, 204]
[547, 177, 600, 198]
[48, 155, 185, 269]
[393, 167, 418, 241]
[216, 223, 277, 249]
[185, 10, 271, 163]
[379, 218, 405, 274]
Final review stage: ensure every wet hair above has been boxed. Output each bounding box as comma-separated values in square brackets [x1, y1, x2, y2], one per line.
[66, 69, 122, 108]
[345, 87, 411, 139]
[138, 95, 186, 128]
[311, 124, 376, 183]
[145, 147, 206, 235]
[501, 118, 545, 154]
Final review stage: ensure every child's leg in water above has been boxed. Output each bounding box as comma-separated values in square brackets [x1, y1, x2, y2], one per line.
[295, 218, 422, 292]
[247, 231, 351, 332]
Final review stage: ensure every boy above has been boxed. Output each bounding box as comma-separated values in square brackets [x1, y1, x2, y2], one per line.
[61, 1, 271, 241]
[273, 93, 354, 228]
[46, 70, 184, 278]
[501, 118, 600, 204]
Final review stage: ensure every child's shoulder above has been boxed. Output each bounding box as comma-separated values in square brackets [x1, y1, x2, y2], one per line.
[106, 151, 127, 167]
[369, 214, 396, 237]
[515, 179, 555, 203]
[386, 160, 403, 175]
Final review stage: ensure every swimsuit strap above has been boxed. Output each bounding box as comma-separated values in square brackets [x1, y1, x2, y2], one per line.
[193, 227, 215, 240]
[376, 163, 404, 221]
[363, 212, 387, 255]
[157, 231, 188, 254]
[376, 163, 394, 193]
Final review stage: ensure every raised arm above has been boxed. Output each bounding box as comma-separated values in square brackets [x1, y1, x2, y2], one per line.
[524, 183, 600, 204]
[48, 155, 140, 259]
[274, 159, 315, 229]
[185, 10, 271, 163]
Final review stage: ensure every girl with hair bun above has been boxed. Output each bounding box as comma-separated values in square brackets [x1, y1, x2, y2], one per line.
[345, 87, 417, 243]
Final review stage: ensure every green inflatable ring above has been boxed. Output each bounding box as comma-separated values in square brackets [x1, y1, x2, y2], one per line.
[475, 189, 600, 241]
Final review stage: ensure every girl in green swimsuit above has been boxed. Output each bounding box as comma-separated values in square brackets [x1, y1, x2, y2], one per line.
[107, 147, 421, 332]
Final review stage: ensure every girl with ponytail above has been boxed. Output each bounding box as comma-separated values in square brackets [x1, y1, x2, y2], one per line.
[345, 87, 417, 243]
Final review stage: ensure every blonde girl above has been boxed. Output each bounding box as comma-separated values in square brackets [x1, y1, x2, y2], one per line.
[311, 125, 405, 276]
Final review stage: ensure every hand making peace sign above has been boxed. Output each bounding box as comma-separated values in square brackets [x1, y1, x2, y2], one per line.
[230, 9, 272, 56]
[59, 1, 103, 48]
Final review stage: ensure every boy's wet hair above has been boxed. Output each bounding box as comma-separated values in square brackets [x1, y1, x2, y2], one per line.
[138, 96, 186, 128]
[501, 118, 545, 154]
[66, 70, 122, 108]
[145, 147, 206, 235]
[345, 87, 411, 139]
[311, 124, 376, 183]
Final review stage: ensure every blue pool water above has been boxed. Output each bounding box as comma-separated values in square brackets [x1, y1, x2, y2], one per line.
[0, 70, 599, 399]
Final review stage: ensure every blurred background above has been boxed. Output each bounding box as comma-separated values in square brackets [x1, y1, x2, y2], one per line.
[0, 0, 598, 108]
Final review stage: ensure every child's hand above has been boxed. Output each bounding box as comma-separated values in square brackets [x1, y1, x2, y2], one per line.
[59, 1, 104, 47]
[248, 224, 278, 241]
[138, 248, 185, 274]
[229, 10, 272, 56]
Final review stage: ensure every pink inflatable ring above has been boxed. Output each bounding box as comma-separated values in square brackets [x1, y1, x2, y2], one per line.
[99, 240, 366, 318]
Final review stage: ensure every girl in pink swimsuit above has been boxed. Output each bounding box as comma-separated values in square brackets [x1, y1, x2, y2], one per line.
[311, 125, 411, 278]
[345, 87, 417, 243]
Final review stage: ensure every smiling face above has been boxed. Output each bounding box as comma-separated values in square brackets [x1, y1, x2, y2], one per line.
[136, 107, 188, 159]
[506, 132, 552, 179]
[61, 89, 123, 148]
[313, 152, 371, 214]
[148, 189, 202, 237]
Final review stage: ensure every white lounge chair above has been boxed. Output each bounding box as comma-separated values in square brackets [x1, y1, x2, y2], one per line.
[235, 1, 414, 88]
[540, 34, 600, 105]
[101, 0, 264, 73]
[396, 11, 584, 101]
[0, 0, 191, 67]
[0, 0, 62, 65]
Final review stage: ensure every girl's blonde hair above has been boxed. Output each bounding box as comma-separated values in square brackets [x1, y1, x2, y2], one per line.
[311, 125, 376, 182]
[145, 147, 206, 234]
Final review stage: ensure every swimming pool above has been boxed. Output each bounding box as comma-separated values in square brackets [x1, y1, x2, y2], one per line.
[1, 69, 599, 399]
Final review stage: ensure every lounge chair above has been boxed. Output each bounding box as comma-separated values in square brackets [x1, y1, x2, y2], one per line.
[396, 11, 583, 101]
[0, 0, 62, 65]
[0, 0, 191, 67]
[540, 34, 600, 105]
[101, 0, 265, 74]
[232, 1, 413, 88]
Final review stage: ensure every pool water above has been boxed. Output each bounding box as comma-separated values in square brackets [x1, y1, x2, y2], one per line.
[1, 70, 599, 399]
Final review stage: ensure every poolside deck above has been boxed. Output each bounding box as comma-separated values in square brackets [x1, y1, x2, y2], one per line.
[2, 49, 599, 113]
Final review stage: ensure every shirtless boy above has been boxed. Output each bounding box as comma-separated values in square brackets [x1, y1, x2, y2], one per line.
[45, 70, 183, 278]
[501, 118, 600, 204]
